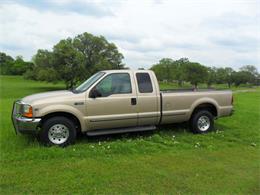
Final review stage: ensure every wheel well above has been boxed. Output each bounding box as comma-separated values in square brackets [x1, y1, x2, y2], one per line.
[191, 103, 217, 118]
[41, 112, 81, 133]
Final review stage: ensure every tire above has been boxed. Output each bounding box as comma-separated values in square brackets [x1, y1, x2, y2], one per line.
[39, 116, 77, 147]
[190, 110, 214, 134]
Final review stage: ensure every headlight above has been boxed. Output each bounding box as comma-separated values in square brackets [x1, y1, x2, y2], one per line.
[22, 104, 33, 118]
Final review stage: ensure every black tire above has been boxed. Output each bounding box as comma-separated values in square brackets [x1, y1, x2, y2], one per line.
[190, 110, 214, 134]
[39, 116, 77, 147]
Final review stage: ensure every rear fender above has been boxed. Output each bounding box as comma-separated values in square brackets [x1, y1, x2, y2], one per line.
[188, 98, 219, 119]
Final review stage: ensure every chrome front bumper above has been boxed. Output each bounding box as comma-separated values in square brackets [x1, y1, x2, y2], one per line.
[12, 101, 41, 134]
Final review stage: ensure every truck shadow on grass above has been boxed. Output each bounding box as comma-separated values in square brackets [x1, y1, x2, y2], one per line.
[76, 121, 229, 145]
[214, 123, 230, 132]
[76, 122, 190, 144]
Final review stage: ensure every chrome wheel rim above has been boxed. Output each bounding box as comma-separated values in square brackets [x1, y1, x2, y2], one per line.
[48, 124, 69, 144]
[197, 116, 210, 131]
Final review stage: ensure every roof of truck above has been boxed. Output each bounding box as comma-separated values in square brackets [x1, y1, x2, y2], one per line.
[102, 69, 153, 73]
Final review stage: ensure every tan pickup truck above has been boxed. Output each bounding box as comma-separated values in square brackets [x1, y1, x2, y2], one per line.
[12, 70, 233, 146]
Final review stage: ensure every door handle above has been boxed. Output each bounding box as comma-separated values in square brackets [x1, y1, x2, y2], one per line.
[131, 98, 137, 105]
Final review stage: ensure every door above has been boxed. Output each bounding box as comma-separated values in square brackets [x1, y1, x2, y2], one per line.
[85, 72, 138, 130]
[135, 72, 160, 126]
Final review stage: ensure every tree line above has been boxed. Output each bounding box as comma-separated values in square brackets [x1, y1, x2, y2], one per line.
[0, 54, 33, 75]
[151, 58, 259, 88]
[1, 32, 259, 89]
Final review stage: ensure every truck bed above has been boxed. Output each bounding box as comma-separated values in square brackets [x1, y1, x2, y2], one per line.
[160, 89, 233, 124]
[161, 88, 225, 93]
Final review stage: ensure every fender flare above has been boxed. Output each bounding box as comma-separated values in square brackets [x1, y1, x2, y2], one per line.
[39, 104, 85, 131]
[188, 97, 219, 119]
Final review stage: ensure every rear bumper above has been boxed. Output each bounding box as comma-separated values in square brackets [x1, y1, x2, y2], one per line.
[12, 101, 41, 134]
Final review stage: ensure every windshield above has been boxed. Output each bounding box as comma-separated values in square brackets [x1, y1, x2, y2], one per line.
[75, 72, 105, 93]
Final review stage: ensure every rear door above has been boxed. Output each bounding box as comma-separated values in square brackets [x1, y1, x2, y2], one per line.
[85, 72, 138, 130]
[135, 72, 160, 126]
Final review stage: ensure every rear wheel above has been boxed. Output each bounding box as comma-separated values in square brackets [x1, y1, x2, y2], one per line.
[190, 110, 214, 133]
[39, 116, 76, 147]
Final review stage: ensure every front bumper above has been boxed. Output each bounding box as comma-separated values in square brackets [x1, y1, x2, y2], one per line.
[12, 101, 41, 134]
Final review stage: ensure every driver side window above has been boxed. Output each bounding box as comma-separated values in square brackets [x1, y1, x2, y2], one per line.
[95, 73, 132, 97]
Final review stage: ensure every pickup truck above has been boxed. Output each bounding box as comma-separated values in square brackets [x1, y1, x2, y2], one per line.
[12, 70, 233, 146]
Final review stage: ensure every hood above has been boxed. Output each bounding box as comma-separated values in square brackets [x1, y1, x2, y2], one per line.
[22, 90, 74, 105]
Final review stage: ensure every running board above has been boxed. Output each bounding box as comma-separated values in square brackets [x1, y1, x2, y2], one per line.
[86, 125, 156, 136]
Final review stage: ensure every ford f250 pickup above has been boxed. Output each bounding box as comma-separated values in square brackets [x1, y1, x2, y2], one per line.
[12, 70, 233, 146]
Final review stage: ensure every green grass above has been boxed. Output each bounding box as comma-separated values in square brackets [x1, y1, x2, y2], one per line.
[0, 75, 260, 194]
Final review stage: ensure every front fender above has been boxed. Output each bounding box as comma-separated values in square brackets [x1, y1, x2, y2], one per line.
[36, 104, 85, 131]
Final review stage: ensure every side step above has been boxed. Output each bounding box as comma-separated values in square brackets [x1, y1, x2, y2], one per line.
[86, 125, 156, 136]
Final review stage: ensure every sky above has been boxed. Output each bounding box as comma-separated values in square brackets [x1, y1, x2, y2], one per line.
[0, 0, 259, 70]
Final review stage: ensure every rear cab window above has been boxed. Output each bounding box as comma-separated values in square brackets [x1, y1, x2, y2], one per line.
[136, 73, 153, 93]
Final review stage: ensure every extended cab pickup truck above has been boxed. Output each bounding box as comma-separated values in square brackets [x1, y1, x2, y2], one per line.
[12, 70, 233, 146]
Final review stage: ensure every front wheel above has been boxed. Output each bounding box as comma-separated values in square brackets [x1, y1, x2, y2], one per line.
[39, 116, 77, 147]
[190, 110, 214, 133]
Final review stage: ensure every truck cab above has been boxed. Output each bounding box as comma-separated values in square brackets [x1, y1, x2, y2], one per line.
[83, 70, 160, 130]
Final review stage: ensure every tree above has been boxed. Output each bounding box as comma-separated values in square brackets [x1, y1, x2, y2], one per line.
[215, 67, 234, 88]
[239, 65, 259, 85]
[30, 32, 124, 88]
[206, 67, 217, 88]
[52, 38, 86, 89]
[150, 63, 165, 81]
[174, 58, 189, 86]
[183, 62, 208, 89]
[224, 67, 234, 88]
[240, 65, 258, 77]
[11, 56, 34, 75]
[73, 33, 124, 74]
[150, 58, 188, 85]
[232, 71, 252, 86]
[0, 52, 33, 75]
[0, 52, 14, 75]
[24, 49, 56, 81]
[150, 58, 175, 82]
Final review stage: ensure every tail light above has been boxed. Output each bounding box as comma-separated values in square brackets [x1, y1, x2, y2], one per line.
[231, 95, 234, 105]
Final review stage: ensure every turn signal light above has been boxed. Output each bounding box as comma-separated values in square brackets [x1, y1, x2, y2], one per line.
[23, 105, 33, 118]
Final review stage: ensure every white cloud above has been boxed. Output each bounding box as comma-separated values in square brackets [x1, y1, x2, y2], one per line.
[0, 0, 259, 70]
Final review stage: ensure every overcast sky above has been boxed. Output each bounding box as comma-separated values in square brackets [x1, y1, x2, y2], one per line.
[0, 0, 259, 70]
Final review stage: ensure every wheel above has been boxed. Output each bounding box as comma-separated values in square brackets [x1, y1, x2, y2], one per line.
[190, 110, 214, 133]
[39, 116, 77, 147]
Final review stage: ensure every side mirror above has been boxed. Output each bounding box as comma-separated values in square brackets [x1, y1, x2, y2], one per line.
[89, 88, 102, 98]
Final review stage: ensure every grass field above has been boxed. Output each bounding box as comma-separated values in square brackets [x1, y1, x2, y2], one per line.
[0, 75, 260, 194]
